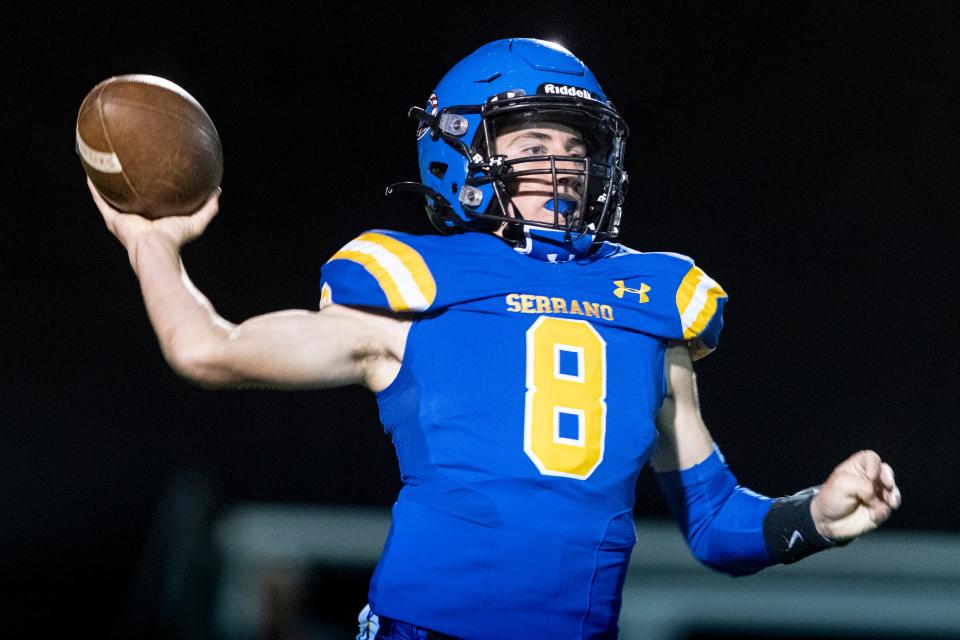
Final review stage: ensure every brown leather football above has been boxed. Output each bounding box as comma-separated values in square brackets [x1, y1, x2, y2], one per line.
[76, 75, 223, 219]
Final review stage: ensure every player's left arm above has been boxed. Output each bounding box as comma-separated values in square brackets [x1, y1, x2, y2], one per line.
[653, 345, 902, 574]
[650, 345, 716, 472]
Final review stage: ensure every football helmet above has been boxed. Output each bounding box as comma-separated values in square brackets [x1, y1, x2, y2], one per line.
[388, 38, 629, 257]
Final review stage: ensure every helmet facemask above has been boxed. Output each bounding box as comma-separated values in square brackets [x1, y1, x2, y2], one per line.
[461, 95, 629, 245]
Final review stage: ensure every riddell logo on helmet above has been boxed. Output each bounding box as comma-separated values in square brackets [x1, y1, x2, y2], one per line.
[539, 83, 592, 99]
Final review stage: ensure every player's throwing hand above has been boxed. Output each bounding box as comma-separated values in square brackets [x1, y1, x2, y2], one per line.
[89, 177, 220, 255]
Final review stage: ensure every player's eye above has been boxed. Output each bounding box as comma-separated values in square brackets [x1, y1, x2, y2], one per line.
[522, 144, 549, 155]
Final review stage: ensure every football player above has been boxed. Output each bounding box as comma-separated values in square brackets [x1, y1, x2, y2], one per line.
[90, 39, 901, 640]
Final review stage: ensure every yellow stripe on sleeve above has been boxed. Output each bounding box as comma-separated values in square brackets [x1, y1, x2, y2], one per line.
[675, 266, 704, 316]
[359, 233, 437, 307]
[327, 249, 408, 310]
[676, 266, 727, 339]
[326, 232, 437, 312]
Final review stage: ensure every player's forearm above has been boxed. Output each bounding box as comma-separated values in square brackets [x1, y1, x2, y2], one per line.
[128, 232, 234, 379]
[655, 450, 775, 576]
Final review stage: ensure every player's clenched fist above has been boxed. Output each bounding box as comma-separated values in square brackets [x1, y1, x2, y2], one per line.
[811, 450, 902, 542]
[88, 177, 220, 255]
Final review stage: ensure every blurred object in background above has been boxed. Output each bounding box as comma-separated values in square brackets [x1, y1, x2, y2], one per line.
[113, 467, 220, 639]
[208, 506, 960, 640]
[212, 506, 387, 639]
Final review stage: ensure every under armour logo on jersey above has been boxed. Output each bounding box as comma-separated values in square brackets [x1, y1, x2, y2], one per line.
[613, 280, 650, 303]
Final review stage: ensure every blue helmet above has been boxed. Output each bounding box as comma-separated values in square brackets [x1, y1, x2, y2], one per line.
[389, 38, 629, 252]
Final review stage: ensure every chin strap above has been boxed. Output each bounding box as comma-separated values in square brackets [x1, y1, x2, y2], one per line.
[385, 182, 467, 234]
[513, 224, 596, 263]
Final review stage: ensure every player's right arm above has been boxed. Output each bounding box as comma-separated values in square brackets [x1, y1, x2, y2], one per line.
[90, 179, 403, 391]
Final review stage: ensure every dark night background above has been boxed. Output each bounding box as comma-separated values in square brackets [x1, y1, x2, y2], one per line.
[1, 1, 957, 636]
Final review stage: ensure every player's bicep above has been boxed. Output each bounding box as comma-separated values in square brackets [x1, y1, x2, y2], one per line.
[185, 305, 386, 389]
[652, 345, 716, 472]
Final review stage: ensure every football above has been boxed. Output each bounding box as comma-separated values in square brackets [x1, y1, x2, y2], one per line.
[76, 75, 223, 219]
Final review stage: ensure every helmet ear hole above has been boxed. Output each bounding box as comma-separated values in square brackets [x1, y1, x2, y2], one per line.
[430, 162, 447, 179]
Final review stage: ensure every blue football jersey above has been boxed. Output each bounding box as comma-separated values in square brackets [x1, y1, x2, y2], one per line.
[319, 230, 727, 639]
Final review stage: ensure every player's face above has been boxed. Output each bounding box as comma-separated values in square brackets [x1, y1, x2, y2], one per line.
[493, 122, 587, 225]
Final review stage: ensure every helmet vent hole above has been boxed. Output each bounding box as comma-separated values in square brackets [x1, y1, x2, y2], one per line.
[430, 162, 448, 179]
[451, 182, 458, 195]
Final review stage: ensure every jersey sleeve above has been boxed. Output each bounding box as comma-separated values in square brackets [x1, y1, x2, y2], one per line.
[674, 262, 727, 359]
[319, 230, 438, 312]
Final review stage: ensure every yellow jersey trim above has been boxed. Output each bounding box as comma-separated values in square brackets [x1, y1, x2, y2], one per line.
[328, 232, 437, 311]
[676, 266, 727, 339]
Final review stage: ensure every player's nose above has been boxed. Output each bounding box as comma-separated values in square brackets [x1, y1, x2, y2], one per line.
[557, 175, 584, 199]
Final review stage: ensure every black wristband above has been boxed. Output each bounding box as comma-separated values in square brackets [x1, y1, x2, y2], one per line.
[763, 486, 848, 564]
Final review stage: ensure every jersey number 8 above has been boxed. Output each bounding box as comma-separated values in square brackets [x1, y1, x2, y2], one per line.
[524, 317, 608, 480]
